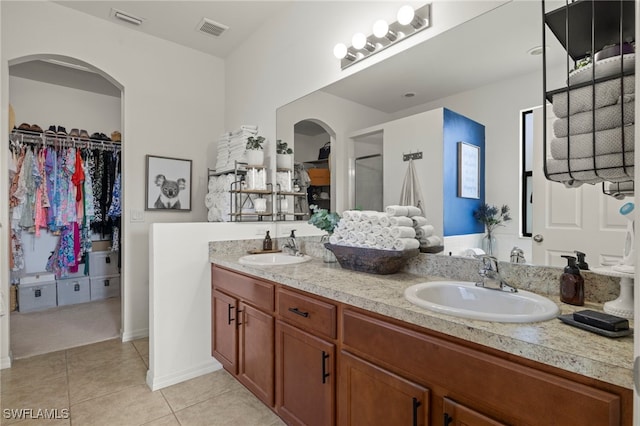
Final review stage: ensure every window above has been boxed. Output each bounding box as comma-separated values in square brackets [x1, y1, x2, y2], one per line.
[521, 110, 533, 237]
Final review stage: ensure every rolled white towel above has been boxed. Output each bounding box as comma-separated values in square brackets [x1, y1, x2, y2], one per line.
[345, 221, 356, 231]
[424, 235, 443, 247]
[379, 215, 391, 227]
[205, 193, 216, 208]
[347, 231, 358, 243]
[371, 225, 383, 236]
[207, 207, 218, 222]
[380, 227, 392, 237]
[390, 216, 413, 227]
[411, 216, 428, 227]
[337, 240, 350, 246]
[329, 235, 341, 245]
[393, 238, 420, 251]
[350, 211, 362, 222]
[359, 210, 377, 222]
[415, 225, 435, 239]
[355, 232, 366, 243]
[390, 226, 416, 238]
[375, 235, 385, 246]
[406, 206, 422, 217]
[386, 205, 409, 217]
[383, 237, 396, 250]
[342, 210, 353, 221]
[360, 222, 372, 233]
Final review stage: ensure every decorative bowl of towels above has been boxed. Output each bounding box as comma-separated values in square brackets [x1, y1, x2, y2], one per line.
[324, 243, 419, 275]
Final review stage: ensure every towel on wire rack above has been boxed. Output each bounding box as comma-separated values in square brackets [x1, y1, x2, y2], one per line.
[552, 76, 635, 118]
[550, 125, 634, 160]
[546, 151, 635, 185]
[553, 100, 635, 138]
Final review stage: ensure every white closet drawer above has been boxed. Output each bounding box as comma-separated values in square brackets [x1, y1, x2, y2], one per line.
[18, 281, 57, 312]
[90, 275, 120, 301]
[89, 251, 119, 277]
[57, 277, 91, 306]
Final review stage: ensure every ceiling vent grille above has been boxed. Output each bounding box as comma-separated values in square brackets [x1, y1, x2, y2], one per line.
[197, 18, 228, 37]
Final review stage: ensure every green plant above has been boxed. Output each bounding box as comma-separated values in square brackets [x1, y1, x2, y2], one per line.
[276, 139, 293, 155]
[246, 135, 265, 150]
[308, 204, 340, 234]
[473, 203, 511, 234]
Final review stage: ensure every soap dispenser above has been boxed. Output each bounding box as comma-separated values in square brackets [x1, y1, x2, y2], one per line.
[560, 255, 584, 306]
[263, 230, 273, 251]
[574, 251, 589, 270]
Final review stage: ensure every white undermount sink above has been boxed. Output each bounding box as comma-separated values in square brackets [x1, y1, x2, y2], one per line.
[404, 281, 559, 323]
[238, 252, 312, 266]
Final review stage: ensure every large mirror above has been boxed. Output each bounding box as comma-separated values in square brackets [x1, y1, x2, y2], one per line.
[277, 0, 633, 266]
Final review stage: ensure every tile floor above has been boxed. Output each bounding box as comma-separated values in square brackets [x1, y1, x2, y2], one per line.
[1, 338, 285, 425]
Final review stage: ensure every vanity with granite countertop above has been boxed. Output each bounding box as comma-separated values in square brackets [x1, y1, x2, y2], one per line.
[210, 237, 633, 425]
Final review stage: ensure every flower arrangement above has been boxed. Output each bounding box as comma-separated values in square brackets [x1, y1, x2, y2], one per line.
[276, 139, 293, 155]
[473, 203, 511, 234]
[246, 135, 265, 150]
[308, 204, 340, 234]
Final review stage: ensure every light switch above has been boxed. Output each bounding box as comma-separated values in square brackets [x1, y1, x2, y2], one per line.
[130, 209, 145, 222]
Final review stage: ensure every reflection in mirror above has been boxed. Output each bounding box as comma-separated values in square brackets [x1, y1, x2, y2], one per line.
[294, 120, 333, 213]
[276, 1, 633, 266]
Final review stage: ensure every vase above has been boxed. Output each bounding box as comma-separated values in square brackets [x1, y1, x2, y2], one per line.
[246, 150, 264, 166]
[277, 153, 293, 170]
[321, 235, 337, 263]
[482, 232, 497, 256]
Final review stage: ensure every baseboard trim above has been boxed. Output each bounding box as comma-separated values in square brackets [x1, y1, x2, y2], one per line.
[122, 328, 149, 342]
[146, 359, 222, 391]
[0, 355, 12, 369]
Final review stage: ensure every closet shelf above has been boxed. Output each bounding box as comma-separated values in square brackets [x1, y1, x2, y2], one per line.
[10, 130, 122, 150]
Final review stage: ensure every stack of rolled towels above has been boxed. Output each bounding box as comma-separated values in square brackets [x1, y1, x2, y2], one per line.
[328, 205, 443, 251]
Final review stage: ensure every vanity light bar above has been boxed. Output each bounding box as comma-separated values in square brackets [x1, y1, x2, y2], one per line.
[334, 4, 431, 70]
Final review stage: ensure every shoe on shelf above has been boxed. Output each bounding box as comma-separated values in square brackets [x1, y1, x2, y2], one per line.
[45, 125, 56, 135]
[79, 129, 90, 140]
[30, 124, 43, 133]
[56, 126, 67, 136]
[69, 128, 80, 138]
[17, 123, 31, 132]
[90, 132, 102, 141]
[111, 131, 121, 142]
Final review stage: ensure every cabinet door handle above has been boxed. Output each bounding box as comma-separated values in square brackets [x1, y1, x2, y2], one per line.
[236, 309, 244, 326]
[412, 397, 421, 426]
[321, 351, 330, 384]
[288, 307, 309, 318]
[443, 413, 453, 426]
[227, 304, 235, 325]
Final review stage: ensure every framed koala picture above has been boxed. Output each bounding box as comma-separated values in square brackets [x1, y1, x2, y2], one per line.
[145, 155, 192, 211]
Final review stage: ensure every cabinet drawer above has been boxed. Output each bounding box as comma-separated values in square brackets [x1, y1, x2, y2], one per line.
[211, 265, 274, 312]
[278, 288, 336, 340]
[343, 309, 622, 426]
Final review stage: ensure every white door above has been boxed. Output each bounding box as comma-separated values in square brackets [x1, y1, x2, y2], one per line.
[531, 106, 630, 268]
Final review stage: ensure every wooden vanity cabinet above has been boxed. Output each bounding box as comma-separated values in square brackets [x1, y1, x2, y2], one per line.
[211, 265, 275, 406]
[275, 288, 337, 426]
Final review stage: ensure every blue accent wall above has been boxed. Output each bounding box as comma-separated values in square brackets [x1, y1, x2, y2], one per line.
[442, 108, 485, 236]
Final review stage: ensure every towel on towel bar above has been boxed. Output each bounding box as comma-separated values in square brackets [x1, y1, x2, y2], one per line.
[553, 101, 635, 138]
[552, 76, 635, 118]
[550, 125, 634, 160]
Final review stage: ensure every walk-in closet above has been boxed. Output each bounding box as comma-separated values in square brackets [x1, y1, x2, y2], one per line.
[7, 58, 123, 359]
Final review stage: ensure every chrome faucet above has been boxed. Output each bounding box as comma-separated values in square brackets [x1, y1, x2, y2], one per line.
[282, 229, 302, 256]
[475, 255, 517, 293]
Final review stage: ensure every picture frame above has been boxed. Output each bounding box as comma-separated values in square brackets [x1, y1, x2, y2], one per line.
[457, 142, 480, 199]
[145, 155, 192, 211]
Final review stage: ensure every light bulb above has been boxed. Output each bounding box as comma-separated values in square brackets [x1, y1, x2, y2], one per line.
[333, 43, 347, 59]
[397, 5, 415, 25]
[352, 33, 367, 50]
[372, 19, 389, 38]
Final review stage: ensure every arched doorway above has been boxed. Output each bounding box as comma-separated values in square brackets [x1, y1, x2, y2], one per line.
[6, 54, 125, 360]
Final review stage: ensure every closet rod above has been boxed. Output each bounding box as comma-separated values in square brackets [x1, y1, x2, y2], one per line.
[9, 131, 121, 151]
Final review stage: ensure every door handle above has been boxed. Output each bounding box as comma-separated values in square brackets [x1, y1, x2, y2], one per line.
[227, 304, 235, 325]
[533, 234, 544, 243]
[321, 351, 330, 384]
[412, 397, 421, 426]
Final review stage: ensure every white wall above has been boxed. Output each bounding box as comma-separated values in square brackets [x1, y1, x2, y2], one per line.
[148, 221, 321, 390]
[294, 133, 330, 164]
[1, 1, 225, 367]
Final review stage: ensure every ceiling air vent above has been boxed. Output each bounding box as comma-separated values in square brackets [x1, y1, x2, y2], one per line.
[197, 18, 228, 37]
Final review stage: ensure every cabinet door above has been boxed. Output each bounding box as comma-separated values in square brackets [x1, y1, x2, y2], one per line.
[443, 398, 507, 426]
[239, 302, 275, 406]
[276, 320, 335, 426]
[212, 289, 238, 374]
[339, 351, 429, 426]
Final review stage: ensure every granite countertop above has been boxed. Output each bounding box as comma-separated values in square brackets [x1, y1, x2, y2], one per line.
[210, 251, 634, 390]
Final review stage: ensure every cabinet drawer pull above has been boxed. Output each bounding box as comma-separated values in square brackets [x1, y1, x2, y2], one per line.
[443, 412, 453, 426]
[321, 351, 330, 384]
[236, 309, 244, 326]
[288, 307, 309, 318]
[413, 397, 421, 426]
[227, 304, 235, 325]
